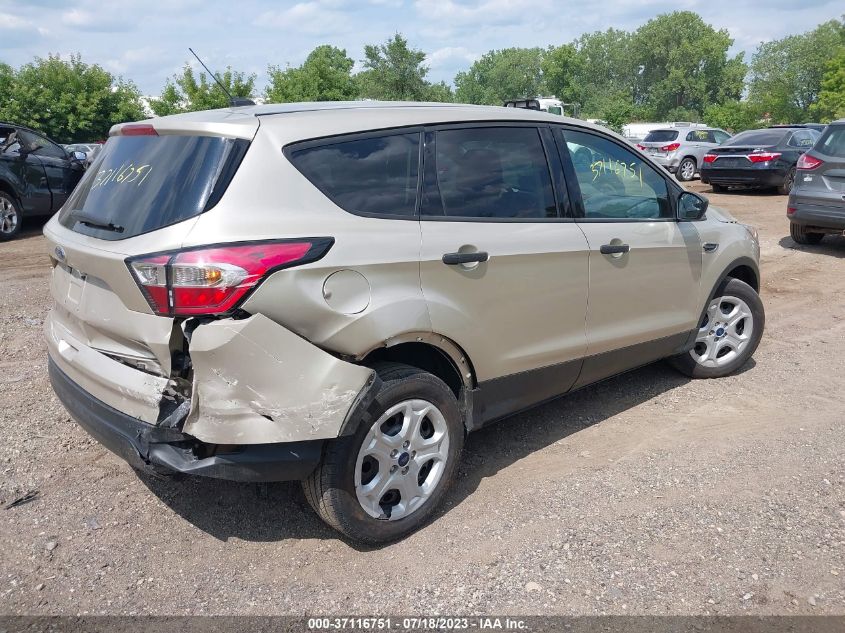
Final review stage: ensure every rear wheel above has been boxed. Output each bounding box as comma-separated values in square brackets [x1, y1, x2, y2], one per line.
[778, 167, 796, 195]
[303, 362, 463, 544]
[670, 278, 764, 379]
[790, 221, 824, 245]
[0, 192, 21, 241]
[676, 157, 696, 182]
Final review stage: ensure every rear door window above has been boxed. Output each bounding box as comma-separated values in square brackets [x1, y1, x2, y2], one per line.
[788, 130, 820, 148]
[59, 135, 248, 240]
[420, 126, 557, 220]
[286, 132, 420, 218]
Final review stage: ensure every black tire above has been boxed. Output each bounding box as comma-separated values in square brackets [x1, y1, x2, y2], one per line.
[0, 191, 22, 241]
[669, 278, 765, 379]
[676, 157, 697, 182]
[778, 167, 796, 195]
[790, 221, 824, 245]
[711, 183, 727, 193]
[303, 362, 464, 544]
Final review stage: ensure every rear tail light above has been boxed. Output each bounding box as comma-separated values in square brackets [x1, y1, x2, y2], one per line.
[127, 238, 334, 316]
[787, 207, 796, 215]
[119, 123, 158, 136]
[703, 154, 717, 163]
[748, 152, 782, 163]
[636, 144, 646, 151]
[661, 142, 681, 152]
[797, 154, 823, 170]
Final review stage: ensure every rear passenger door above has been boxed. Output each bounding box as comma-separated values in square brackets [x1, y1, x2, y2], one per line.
[418, 124, 590, 422]
[553, 126, 702, 387]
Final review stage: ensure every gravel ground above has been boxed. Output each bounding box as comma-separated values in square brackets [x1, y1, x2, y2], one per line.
[1, 181, 844, 616]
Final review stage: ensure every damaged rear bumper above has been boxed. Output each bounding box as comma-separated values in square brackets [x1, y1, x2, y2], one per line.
[49, 358, 325, 482]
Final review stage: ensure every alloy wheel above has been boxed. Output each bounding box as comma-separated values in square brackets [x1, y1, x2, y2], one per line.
[679, 159, 695, 180]
[0, 198, 18, 235]
[690, 295, 754, 368]
[355, 399, 450, 521]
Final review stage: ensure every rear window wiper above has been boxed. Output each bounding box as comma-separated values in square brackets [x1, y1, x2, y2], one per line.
[71, 211, 125, 233]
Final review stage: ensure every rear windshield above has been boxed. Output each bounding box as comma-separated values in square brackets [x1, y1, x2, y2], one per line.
[287, 132, 420, 217]
[59, 134, 248, 240]
[724, 130, 786, 147]
[817, 126, 845, 158]
[643, 130, 678, 143]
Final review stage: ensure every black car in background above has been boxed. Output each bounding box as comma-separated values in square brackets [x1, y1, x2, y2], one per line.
[787, 119, 845, 244]
[1, 122, 87, 241]
[700, 126, 821, 195]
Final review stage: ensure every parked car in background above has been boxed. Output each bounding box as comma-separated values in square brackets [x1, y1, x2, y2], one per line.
[63, 143, 101, 166]
[787, 118, 845, 244]
[700, 126, 821, 194]
[0, 122, 87, 240]
[622, 121, 707, 146]
[44, 102, 764, 543]
[637, 126, 731, 182]
[769, 123, 827, 134]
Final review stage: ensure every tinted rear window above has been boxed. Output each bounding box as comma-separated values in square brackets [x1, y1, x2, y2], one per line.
[643, 130, 678, 143]
[724, 130, 787, 146]
[59, 135, 247, 240]
[287, 132, 420, 217]
[816, 126, 845, 157]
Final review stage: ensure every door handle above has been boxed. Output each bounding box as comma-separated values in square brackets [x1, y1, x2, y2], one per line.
[599, 243, 630, 255]
[442, 251, 489, 265]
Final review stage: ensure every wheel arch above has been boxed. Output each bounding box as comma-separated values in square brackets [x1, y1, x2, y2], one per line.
[0, 178, 20, 203]
[359, 333, 476, 398]
[684, 256, 760, 350]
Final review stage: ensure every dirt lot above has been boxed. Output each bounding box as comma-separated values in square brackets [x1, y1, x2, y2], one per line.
[1, 182, 844, 616]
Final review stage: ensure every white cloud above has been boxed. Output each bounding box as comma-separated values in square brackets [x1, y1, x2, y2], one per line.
[254, 1, 355, 35]
[426, 46, 478, 69]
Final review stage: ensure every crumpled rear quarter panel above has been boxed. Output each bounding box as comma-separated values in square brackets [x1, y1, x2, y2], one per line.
[182, 314, 375, 444]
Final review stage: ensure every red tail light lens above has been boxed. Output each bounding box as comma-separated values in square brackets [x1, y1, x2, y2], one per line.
[661, 142, 681, 152]
[127, 239, 333, 316]
[747, 152, 782, 163]
[120, 124, 158, 136]
[797, 154, 823, 170]
[636, 144, 646, 151]
[703, 154, 717, 163]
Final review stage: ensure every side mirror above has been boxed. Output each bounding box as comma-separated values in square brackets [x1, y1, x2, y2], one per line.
[678, 191, 708, 221]
[71, 151, 87, 162]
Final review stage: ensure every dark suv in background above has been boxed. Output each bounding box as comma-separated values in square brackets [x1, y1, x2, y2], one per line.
[701, 126, 821, 194]
[787, 119, 845, 244]
[0, 122, 87, 241]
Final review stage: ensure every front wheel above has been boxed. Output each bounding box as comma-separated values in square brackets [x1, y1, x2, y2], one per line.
[670, 278, 764, 379]
[676, 157, 696, 182]
[303, 363, 463, 544]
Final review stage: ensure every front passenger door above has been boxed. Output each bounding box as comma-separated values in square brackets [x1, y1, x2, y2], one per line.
[555, 127, 703, 387]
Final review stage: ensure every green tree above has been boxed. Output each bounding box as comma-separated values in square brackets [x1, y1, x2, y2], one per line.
[749, 19, 845, 123]
[266, 45, 357, 103]
[358, 34, 430, 101]
[454, 47, 545, 105]
[149, 64, 256, 115]
[570, 28, 637, 120]
[810, 47, 845, 122]
[703, 100, 765, 133]
[542, 44, 582, 105]
[0, 54, 144, 142]
[424, 80, 455, 103]
[631, 12, 746, 120]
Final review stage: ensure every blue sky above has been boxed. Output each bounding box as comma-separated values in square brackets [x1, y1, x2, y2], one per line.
[0, 0, 840, 96]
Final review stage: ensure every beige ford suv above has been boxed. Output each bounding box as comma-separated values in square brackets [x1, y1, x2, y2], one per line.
[44, 102, 764, 543]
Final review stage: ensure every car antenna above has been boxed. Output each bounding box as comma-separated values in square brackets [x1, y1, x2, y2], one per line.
[188, 47, 255, 107]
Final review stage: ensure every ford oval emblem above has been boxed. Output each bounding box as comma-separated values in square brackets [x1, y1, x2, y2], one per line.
[54, 246, 66, 262]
